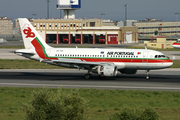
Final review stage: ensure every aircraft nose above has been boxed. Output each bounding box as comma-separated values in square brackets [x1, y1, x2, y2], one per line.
[167, 60, 173, 67]
[172, 43, 175, 47]
[172, 42, 179, 48]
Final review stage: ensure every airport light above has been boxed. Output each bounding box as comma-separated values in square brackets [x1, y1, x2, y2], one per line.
[47, 0, 50, 19]
[32, 14, 36, 19]
[175, 12, 180, 36]
[124, 4, 128, 26]
[101, 13, 105, 20]
[60, 10, 62, 19]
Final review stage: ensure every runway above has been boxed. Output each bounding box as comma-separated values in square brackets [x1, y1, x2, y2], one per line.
[0, 69, 180, 91]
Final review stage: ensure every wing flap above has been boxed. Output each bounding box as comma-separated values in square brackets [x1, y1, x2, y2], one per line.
[52, 58, 101, 66]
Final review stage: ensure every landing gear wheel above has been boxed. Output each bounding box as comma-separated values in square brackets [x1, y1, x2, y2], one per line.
[85, 74, 92, 79]
[146, 70, 150, 80]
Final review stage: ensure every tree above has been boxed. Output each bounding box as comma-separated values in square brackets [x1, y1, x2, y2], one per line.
[109, 107, 159, 120]
[154, 30, 159, 35]
[22, 87, 88, 120]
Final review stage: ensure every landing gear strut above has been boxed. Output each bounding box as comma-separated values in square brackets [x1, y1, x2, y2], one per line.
[146, 70, 150, 79]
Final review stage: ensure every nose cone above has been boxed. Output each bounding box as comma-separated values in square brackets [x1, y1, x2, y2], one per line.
[162, 59, 173, 69]
[167, 60, 173, 67]
[164, 60, 173, 68]
[172, 42, 180, 48]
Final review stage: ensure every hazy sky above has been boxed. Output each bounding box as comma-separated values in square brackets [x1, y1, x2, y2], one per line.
[0, 0, 180, 21]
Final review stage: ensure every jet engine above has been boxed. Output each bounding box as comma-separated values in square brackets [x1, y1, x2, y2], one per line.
[92, 64, 117, 77]
[119, 69, 137, 74]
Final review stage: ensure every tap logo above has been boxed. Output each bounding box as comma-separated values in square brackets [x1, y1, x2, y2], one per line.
[23, 27, 35, 38]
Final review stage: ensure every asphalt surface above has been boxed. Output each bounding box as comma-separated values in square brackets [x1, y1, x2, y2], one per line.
[0, 69, 180, 91]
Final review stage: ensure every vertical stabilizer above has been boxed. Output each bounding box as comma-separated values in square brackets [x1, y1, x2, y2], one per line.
[19, 18, 51, 49]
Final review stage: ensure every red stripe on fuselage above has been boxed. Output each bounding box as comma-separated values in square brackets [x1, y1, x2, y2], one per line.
[66, 58, 172, 63]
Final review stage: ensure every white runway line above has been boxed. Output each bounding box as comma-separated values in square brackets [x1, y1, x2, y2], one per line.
[0, 83, 180, 90]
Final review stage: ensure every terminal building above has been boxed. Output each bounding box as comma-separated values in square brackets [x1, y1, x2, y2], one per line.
[0, 17, 13, 35]
[134, 18, 180, 37]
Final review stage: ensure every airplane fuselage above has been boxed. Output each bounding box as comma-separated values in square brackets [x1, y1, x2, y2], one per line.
[16, 48, 173, 70]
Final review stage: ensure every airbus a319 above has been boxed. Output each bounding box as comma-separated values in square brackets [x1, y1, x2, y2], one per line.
[15, 18, 173, 79]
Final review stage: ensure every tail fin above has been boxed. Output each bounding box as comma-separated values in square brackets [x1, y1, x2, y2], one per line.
[19, 18, 51, 49]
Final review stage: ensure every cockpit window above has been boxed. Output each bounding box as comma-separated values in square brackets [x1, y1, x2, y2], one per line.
[155, 55, 166, 58]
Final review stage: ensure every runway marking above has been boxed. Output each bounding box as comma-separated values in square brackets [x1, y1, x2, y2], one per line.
[0, 83, 180, 90]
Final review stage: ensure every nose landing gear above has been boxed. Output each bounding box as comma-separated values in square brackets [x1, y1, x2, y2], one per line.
[146, 70, 150, 79]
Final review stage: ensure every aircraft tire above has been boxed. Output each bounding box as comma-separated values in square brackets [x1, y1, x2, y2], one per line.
[85, 74, 92, 79]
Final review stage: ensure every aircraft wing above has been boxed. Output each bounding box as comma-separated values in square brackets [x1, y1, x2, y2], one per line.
[52, 58, 102, 66]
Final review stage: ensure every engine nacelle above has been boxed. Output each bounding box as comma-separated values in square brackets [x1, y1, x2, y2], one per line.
[96, 64, 117, 77]
[119, 69, 137, 74]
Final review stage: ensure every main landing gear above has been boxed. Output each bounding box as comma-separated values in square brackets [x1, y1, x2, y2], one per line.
[85, 74, 92, 79]
[146, 70, 150, 79]
[84, 69, 92, 79]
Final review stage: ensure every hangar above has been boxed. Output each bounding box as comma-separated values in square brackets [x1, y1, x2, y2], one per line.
[33, 19, 138, 44]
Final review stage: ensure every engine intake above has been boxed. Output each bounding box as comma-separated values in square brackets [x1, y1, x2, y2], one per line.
[92, 64, 117, 77]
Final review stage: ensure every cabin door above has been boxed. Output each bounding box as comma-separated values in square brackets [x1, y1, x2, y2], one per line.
[142, 51, 148, 62]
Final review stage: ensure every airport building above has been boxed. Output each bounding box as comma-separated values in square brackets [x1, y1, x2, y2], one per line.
[32, 18, 138, 44]
[0, 17, 13, 35]
[134, 18, 180, 37]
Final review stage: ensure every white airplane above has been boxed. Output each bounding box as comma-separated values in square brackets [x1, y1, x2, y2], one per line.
[172, 39, 180, 49]
[15, 18, 173, 79]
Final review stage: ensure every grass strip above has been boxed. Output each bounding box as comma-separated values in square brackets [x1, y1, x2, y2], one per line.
[0, 87, 180, 120]
[126, 46, 180, 51]
[0, 59, 64, 69]
[0, 59, 179, 69]
[0, 45, 179, 51]
[0, 46, 25, 49]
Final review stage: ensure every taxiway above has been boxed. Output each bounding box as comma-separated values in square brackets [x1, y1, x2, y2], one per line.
[0, 69, 179, 91]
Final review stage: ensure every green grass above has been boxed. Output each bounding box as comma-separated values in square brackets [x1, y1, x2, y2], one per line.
[0, 87, 180, 120]
[0, 59, 179, 69]
[0, 46, 25, 49]
[171, 60, 180, 68]
[0, 59, 65, 69]
[126, 46, 180, 51]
